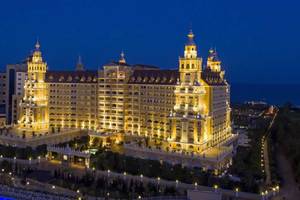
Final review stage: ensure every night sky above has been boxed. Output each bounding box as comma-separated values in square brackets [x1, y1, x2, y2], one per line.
[0, 0, 299, 84]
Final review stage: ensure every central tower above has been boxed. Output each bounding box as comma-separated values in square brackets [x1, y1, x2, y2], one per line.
[169, 31, 210, 152]
[18, 42, 49, 134]
[179, 30, 202, 85]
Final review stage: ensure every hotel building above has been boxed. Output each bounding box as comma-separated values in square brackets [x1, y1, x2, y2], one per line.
[2, 31, 236, 169]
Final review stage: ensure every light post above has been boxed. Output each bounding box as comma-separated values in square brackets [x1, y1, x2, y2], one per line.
[157, 177, 160, 193]
[272, 187, 276, 197]
[261, 191, 265, 200]
[107, 169, 110, 178]
[13, 156, 17, 172]
[214, 184, 218, 193]
[140, 174, 144, 187]
[265, 190, 268, 199]
[235, 187, 239, 197]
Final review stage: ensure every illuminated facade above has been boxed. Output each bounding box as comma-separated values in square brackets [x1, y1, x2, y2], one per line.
[98, 53, 131, 134]
[18, 42, 49, 133]
[14, 31, 234, 162]
[168, 31, 231, 152]
[46, 70, 98, 130]
[119, 31, 232, 155]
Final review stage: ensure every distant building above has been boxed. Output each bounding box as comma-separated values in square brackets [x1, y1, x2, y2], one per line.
[0, 71, 6, 105]
[4, 62, 27, 125]
[0, 104, 5, 128]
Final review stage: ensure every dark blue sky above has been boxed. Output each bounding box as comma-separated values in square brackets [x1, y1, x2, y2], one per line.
[0, 0, 299, 84]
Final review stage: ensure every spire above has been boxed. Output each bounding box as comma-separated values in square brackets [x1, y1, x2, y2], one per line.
[186, 29, 195, 45]
[76, 55, 85, 71]
[183, 30, 197, 58]
[119, 51, 126, 64]
[35, 39, 40, 50]
[32, 39, 42, 63]
[207, 48, 221, 72]
[208, 48, 220, 62]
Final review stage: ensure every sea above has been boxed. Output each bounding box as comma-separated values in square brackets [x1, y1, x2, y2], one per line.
[0, 197, 14, 200]
[230, 84, 300, 106]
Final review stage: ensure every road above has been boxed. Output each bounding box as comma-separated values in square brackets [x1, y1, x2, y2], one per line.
[263, 109, 278, 186]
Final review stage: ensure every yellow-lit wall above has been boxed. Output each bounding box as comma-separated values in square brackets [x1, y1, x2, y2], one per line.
[125, 84, 175, 139]
[98, 65, 131, 133]
[18, 47, 49, 132]
[48, 82, 97, 130]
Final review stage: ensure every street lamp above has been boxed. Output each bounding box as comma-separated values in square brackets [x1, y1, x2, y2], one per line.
[214, 184, 218, 192]
[235, 188, 239, 197]
[272, 187, 276, 196]
[261, 191, 265, 200]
